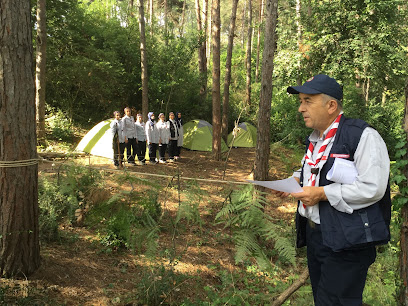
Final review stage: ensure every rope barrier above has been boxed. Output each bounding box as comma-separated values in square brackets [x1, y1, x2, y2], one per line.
[39, 157, 251, 186]
[0, 158, 40, 168]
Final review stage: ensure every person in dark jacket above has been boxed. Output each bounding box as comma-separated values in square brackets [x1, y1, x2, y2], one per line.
[273, 74, 391, 305]
[175, 112, 183, 160]
[167, 112, 179, 162]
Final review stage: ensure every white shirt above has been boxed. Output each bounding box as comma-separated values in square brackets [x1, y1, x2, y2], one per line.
[145, 120, 159, 144]
[156, 121, 170, 145]
[294, 119, 390, 224]
[110, 119, 125, 143]
[135, 121, 146, 141]
[122, 115, 136, 139]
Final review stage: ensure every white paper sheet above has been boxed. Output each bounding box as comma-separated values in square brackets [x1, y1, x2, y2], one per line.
[326, 158, 358, 184]
[247, 177, 303, 194]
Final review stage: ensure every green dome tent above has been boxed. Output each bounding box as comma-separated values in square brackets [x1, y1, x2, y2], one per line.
[227, 122, 257, 148]
[183, 119, 228, 152]
[75, 119, 115, 159]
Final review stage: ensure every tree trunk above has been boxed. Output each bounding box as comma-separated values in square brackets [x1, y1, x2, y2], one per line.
[204, 0, 210, 66]
[35, 0, 47, 146]
[295, 0, 302, 85]
[0, 0, 40, 277]
[253, 0, 278, 181]
[255, 0, 264, 83]
[211, 0, 221, 160]
[138, 0, 149, 121]
[149, 0, 153, 36]
[400, 78, 408, 306]
[164, 0, 168, 45]
[195, 0, 207, 98]
[221, 0, 239, 141]
[179, 0, 186, 37]
[245, 0, 253, 106]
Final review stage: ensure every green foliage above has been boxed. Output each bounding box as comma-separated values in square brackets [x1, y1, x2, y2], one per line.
[46, 109, 74, 142]
[216, 185, 296, 270]
[38, 164, 102, 242]
[135, 265, 187, 305]
[175, 180, 205, 227]
[38, 178, 78, 242]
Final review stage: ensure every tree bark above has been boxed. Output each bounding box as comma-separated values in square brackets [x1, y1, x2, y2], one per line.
[253, 0, 278, 181]
[211, 0, 221, 160]
[149, 0, 153, 36]
[35, 0, 47, 146]
[164, 0, 168, 45]
[195, 0, 207, 98]
[0, 0, 40, 277]
[221, 0, 239, 141]
[400, 78, 408, 306]
[179, 0, 186, 37]
[245, 0, 253, 106]
[255, 0, 264, 83]
[138, 0, 149, 121]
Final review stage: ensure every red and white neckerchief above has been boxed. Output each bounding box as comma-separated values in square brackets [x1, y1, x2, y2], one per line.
[303, 113, 342, 207]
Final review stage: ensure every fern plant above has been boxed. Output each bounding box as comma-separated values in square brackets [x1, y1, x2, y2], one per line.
[216, 184, 296, 270]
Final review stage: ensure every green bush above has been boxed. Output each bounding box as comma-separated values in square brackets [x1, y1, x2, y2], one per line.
[38, 178, 79, 242]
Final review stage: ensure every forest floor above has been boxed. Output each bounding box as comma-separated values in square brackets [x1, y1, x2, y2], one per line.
[1, 146, 304, 305]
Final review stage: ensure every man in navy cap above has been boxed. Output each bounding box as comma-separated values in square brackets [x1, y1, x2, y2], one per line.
[276, 74, 391, 305]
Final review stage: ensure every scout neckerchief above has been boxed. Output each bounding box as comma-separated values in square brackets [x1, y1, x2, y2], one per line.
[303, 113, 342, 208]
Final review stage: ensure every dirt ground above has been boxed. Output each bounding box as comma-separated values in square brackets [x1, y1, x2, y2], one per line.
[1, 147, 300, 305]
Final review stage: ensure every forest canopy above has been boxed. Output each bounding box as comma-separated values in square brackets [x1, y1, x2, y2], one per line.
[37, 0, 407, 158]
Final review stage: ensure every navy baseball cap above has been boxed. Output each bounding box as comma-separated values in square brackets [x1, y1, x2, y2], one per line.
[287, 74, 343, 101]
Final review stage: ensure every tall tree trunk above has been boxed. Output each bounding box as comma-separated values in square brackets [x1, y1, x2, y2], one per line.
[179, 0, 186, 37]
[149, 0, 153, 36]
[245, 0, 253, 106]
[211, 0, 221, 160]
[400, 78, 408, 306]
[164, 0, 168, 45]
[295, 0, 302, 85]
[138, 0, 149, 121]
[221, 0, 239, 141]
[204, 0, 210, 65]
[35, 0, 47, 146]
[195, 0, 207, 99]
[0, 0, 40, 277]
[255, 0, 264, 83]
[254, 0, 278, 181]
[241, 0, 247, 49]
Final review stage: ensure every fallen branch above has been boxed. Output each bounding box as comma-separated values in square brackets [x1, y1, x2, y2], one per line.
[271, 267, 309, 306]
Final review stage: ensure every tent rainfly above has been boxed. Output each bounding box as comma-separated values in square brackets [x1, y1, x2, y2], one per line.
[75, 119, 115, 159]
[183, 119, 228, 152]
[227, 122, 257, 148]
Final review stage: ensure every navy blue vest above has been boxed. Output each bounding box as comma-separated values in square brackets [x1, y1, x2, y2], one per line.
[296, 115, 391, 251]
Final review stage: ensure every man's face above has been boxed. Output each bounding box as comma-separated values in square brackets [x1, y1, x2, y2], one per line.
[170, 113, 175, 120]
[115, 113, 121, 120]
[298, 93, 331, 133]
[125, 109, 131, 116]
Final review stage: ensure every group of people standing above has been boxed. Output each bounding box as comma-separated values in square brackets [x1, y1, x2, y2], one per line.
[110, 108, 184, 168]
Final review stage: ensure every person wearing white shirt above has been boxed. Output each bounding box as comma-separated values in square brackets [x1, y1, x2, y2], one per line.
[156, 113, 170, 163]
[135, 113, 147, 165]
[122, 107, 137, 165]
[110, 111, 125, 169]
[274, 74, 391, 305]
[145, 112, 159, 164]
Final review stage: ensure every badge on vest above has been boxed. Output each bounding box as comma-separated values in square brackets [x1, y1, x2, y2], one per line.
[330, 153, 350, 158]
